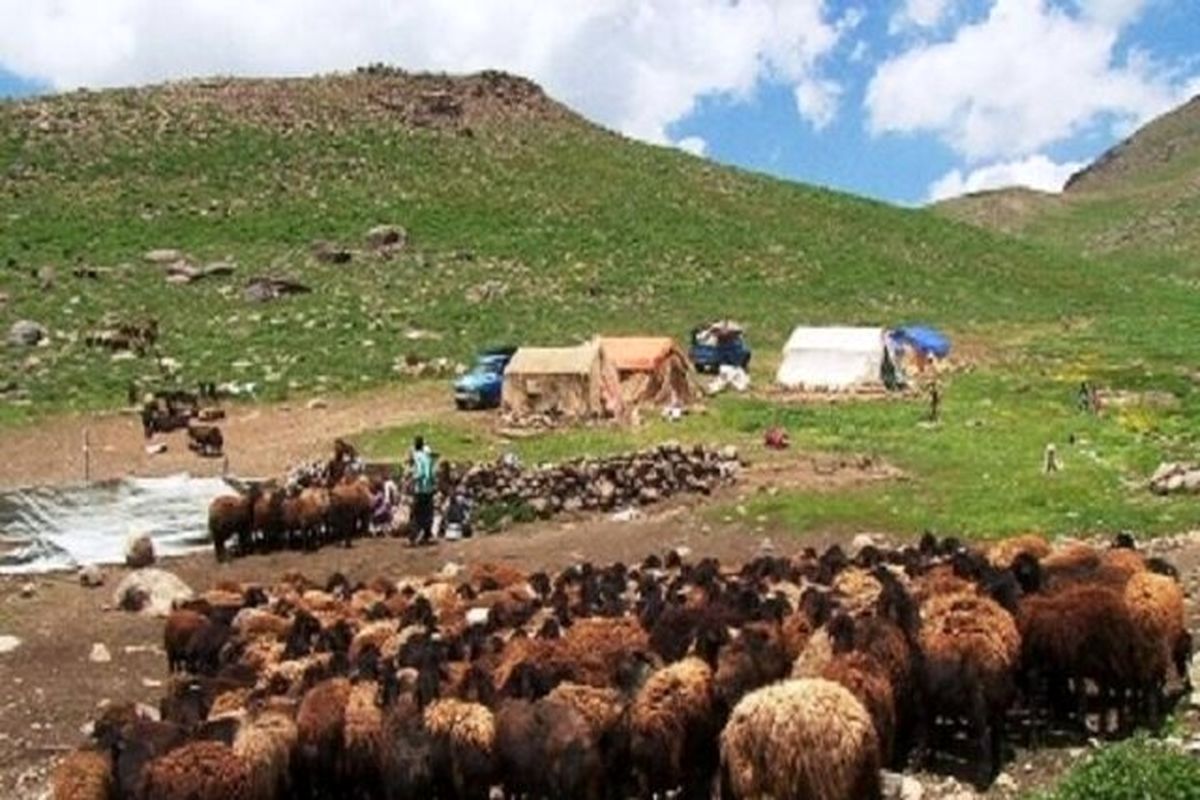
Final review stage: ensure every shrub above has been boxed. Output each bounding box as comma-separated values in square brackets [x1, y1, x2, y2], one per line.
[1032, 736, 1200, 800]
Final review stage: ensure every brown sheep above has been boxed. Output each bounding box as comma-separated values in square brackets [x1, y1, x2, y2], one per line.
[139, 740, 252, 800]
[344, 680, 384, 795]
[1017, 583, 1148, 736]
[252, 489, 287, 553]
[821, 651, 897, 766]
[494, 696, 606, 800]
[985, 533, 1051, 569]
[918, 591, 1020, 787]
[52, 748, 113, 800]
[208, 491, 256, 561]
[281, 487, 330, 551]
[164, 609, 210, 673]
[329, 478, 372, 547]
[1125, 570, 1189, 711]
[720, 678, 881, 800]
[629, 656, 719, 797]
[380, 693, 437, 800]
[423, 698, 497, 800]
[232, 708, 297, 800]
[295, 678, 351, 792]
[187, 423, 224, 457]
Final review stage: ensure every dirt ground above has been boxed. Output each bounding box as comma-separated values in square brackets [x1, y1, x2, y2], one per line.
[0, 433, 1197, 799]
[0, 453, 897, 797]
[0, 384, 458, 489]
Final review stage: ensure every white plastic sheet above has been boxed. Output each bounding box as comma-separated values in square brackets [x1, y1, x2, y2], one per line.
[0, 474, 231, 573]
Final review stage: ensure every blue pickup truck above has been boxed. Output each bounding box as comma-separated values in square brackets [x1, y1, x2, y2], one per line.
[688, 323, 751, 374]
[453, 347, 517, 410]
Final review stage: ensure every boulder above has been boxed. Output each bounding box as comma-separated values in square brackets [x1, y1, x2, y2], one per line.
[7, 320, 47, 347]
[125, 534, 156, 568]
[79, 565, 105, 588]
[366, 224, 407, 251]
[112, 569, 194, 617]
[0, 635, 21, 654]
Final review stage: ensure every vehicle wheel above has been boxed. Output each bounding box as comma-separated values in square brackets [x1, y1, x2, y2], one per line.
[741, 354, 752, 369]
[455, 399, 468, 411]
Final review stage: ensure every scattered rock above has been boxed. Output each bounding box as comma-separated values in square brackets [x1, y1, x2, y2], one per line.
[244, 276, 312, 303]
[19, 582, 36, 598]
[306, 397, 329, 410]
[144, 249, 184, 263]
[89, 643, 112, 663]
[1150, 462, 1200, 495]
[112, 569, 194, 617]
[0, 635, 21, 654]
[124, 534, 156, 568]
[145, 442, 168, 455]
[78, 565, 105, 588]
[366, 224, 407, 252]
[882, 771, 924, 800]
[7, 320, 47, 348]
[993, 772, 1018, 793]
[165, 260, 235, 284]
[852, 533, 878, 553]
[465, 280, 508, 304]
[312, 240, 352, 264]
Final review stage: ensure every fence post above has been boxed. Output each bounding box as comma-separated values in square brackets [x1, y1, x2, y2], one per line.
[83, 428, 91, 483]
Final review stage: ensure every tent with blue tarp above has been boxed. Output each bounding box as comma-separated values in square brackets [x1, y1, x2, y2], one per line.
[890, 326, 951, 358]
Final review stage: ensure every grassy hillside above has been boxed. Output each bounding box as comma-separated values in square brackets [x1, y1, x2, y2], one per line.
[0, 68, 1135, 424]
[937, 95, 1200, 265]
[3, 69, 1199, 539]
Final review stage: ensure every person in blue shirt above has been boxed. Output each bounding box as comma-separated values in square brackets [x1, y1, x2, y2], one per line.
[410, 436, 437, 545]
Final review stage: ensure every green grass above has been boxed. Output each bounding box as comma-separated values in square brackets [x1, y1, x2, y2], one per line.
[0, 71, 1153, 426]
[1030, 736, 1200, 800]
[3, 71, 1199, 541]
[359, 362, 1200, 538]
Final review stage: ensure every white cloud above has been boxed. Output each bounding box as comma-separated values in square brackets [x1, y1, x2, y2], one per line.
[892, 0, 956, 30]
[0, 0, 846, 146]
[794, 77, 842, 130]
[927, 153, 1087, 201]
[675, 135, 708, 156]
[867, 0, 1197, 161]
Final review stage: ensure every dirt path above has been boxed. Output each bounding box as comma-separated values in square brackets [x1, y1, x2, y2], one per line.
[0, 383, 457, 489]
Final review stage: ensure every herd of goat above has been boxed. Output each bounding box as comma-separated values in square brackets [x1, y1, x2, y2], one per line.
[53, 532, 1191, 800]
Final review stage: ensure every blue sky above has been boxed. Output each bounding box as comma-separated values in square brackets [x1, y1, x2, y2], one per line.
[1, 0, 1197, 205]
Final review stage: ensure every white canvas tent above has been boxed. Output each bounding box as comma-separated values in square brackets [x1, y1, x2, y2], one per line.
[776, 327, 889, 391]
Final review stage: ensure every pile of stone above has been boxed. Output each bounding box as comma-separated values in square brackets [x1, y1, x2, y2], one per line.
[449, 443, 742, 517]
[1149, 462, 1200, 495]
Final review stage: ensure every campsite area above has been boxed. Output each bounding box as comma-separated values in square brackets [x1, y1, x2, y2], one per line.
[2, 68, 1200, 800]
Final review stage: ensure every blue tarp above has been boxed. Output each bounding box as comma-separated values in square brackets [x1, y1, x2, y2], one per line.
[892, 326, 951, 358]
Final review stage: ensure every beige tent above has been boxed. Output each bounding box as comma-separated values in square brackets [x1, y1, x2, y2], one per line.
[600, 337, 698, 407]
[501, 342, 624, 420]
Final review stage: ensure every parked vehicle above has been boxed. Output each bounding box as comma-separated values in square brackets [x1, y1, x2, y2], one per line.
[688, 321, 751, 373]
[453, 346, 517, 409]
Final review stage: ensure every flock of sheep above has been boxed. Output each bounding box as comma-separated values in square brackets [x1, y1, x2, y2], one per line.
[53, 532, 1190, 800]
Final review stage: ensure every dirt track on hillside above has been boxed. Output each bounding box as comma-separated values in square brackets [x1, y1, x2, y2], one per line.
[0, 385, 458, 489]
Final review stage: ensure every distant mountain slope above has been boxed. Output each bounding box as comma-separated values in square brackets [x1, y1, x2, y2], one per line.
[936, 95, 1200, 262]
[0, 69, 1099, 421]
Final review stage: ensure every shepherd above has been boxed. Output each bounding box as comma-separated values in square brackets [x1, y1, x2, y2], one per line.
[409, 436, 437, 546]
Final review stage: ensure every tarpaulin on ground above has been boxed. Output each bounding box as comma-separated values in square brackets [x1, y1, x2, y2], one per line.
[0, 474, 231, 573]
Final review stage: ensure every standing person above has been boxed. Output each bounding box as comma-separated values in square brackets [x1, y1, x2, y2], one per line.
[410, 436, 437, 546]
